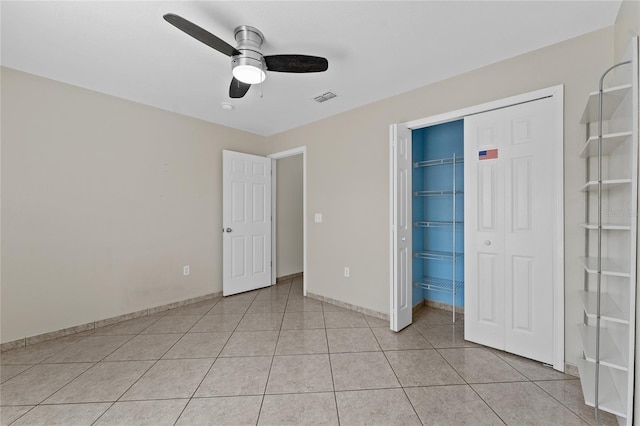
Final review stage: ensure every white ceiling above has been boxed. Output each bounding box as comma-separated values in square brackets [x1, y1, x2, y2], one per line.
[1, 1, 621, 136]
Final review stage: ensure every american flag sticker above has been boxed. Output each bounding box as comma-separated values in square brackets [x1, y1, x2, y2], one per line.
[478, 149, 498, 160]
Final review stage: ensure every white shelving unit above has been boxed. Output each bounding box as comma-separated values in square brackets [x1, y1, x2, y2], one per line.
[577, 37, 638, 425]
[412, 153, 463, 322]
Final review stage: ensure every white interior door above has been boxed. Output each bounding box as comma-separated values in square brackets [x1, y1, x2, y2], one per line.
[390, 124, 412, 331]
[223, 150, 272, 296]
[464, 97, 556, 364]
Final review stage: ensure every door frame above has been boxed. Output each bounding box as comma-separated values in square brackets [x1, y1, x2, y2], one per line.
[268, 146, 307, 296]
[390, 85, 564, 371]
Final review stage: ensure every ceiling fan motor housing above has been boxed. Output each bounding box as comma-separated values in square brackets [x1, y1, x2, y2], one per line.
[232, 25, 266, 82]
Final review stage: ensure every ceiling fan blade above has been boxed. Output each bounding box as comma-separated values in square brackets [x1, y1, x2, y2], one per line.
[229, 77, 251, 98]
[264, 55, 328, 73]
[163, 13, 240, 57]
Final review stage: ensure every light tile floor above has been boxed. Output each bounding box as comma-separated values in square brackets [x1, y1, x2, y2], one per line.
[0, 278, 617, 425]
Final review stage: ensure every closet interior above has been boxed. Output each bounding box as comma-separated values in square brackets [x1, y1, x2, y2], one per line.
[412, 120, 464, 320]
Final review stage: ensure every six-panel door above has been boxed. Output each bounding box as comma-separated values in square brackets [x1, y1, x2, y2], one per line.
[222, 150, 272, 296]
[464, 97, 555, 364]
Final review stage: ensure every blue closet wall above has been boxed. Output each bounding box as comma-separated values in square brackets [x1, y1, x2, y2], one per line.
[412, 120, 464, 308]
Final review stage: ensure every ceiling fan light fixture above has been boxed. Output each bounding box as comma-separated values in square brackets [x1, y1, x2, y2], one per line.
[232, 55, 266, 85]
[232, 64, 266, 85]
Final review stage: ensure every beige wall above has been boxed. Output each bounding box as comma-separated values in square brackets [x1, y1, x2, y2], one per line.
[275, 155, 303, 278]
[1, 67, 266, 343]
[614, 0, 640, 62]
[266, 28, 614, 366]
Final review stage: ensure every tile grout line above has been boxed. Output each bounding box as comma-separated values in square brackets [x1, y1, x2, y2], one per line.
[432, 344, 508, 425]
[371, 323, 422, 424]
[85, 319, 178, 425]
[170, 297, 231, 426]
[88, 400, 115, 426]
[92, 298, 224, 425]
[2, 316, 171, 425]
[412, 308, 507, 424]
[3, 294, 224, 425]
[0, 363, 39, 385]
[19, 332, 141, 421]
[529, 379, 596, 424]
[255, 277, 292, 425]
[4, 405, 36, 425]
[322, 300, 342, 426]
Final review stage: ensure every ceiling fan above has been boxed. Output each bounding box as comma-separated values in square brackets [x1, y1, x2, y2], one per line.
[163, 13, 329, 99]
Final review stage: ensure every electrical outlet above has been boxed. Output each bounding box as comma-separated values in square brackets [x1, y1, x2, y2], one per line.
[183, 265, 190, 276]
[314, 213, 323, 223]
[344, 267, 350, 278]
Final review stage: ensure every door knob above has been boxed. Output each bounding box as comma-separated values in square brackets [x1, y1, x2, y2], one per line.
[401, 237, 406, 242]
[226, 228, 232, 233]
[484, 240, 491, 246]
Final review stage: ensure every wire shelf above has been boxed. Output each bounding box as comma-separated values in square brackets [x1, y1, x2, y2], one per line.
[414, 156, 464, 168]
[414, 250, 463, 261]
[414, 190, 463, 197]
[414, 221, 464, 228]
[414, 276, 464, 293]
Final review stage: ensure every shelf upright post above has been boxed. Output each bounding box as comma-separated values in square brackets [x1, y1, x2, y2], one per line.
[584, 119, 591, 330]
[594, 60, 631, 426]
[452, 153, 456, 323]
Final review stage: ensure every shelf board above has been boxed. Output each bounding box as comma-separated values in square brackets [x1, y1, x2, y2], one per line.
[578, 291, 629, 324]
[577, 324, 628, 371]
[581, 84, 632, 123]
[580, 179, 632, 192]
[414, 221, 464, 228]
[579, 132, 633, 158]
[580, 223, 631, 231]
[579, 256, 630, 277]
[414, 156, 464, 168]
[414, 190, 463, 197]
[414, 250, 463, 261]
[576, 358, 627, 418]
[413, 276, 463, 293]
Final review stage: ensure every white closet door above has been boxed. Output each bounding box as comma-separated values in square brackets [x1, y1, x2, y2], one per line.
[465, 97, 555, 364]
[390, 124, 412, 331]
[464, 116, 507, 350]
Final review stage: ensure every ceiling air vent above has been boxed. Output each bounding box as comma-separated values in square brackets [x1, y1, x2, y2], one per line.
[314, 92, 337, 103]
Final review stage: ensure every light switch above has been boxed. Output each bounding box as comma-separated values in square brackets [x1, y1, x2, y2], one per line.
[314, 213, 323, 223]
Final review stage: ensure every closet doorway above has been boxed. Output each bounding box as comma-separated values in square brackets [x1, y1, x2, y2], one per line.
[268, 147, 307, 295]
[390, 86, 565, 370]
